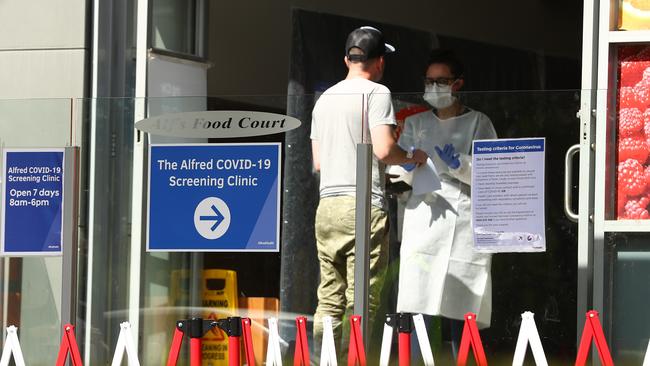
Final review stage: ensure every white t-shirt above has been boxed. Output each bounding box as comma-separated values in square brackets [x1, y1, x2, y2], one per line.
[310, 77, 396, 208]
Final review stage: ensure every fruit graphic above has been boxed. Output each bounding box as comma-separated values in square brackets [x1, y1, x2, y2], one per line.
[619, 108, 644, 136]
[618, 189, 628, 218]
[618, 134, 648, 162]
[618, 158, 647, 197]
[620, 60, 650, 86]
[624, 195, 650, 219]
[619, 86, 637, 108]
[616, 49, 650, 219]
[634, 79, 650, 108]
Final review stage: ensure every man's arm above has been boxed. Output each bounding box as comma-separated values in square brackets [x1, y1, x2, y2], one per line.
[311, 139, 321, 172]
[370, 124, 427, 165]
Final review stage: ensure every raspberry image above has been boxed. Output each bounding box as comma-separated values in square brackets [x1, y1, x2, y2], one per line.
[619, 108, 643, 136]
[618, 135, 649, 162]
[618, 190, 628, 218]
[644, 109, 650, 135]
[635, 80, 650, 108]
[644, 67, 650, 82]
[621, 60, 650, 86]
[620, 86, 638, 108]
[618, 158, 647, 196]
[624, 197, 650, 219]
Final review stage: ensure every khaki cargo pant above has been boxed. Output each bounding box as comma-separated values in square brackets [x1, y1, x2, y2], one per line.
[313, 195, 388, 356]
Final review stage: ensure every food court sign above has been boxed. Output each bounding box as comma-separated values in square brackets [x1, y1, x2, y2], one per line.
[135, 110, 302, 138]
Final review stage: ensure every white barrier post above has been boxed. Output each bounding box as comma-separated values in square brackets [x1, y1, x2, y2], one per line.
[111, 322, 141, 366]
[512, 312, 548, 366]
[379, 315, 394, 366]
[319, 316, 337, 366]
[643, 338, 650, 366]
[0, 326, 25, 366]
[266, 317, 283, 366]
[412, 314, 435, 366]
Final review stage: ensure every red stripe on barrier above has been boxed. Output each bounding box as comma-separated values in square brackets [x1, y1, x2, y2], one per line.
[55, 324, 83, 366]
[166, 327, 184, 366]
[242, 318, 256, 366]
[190, 337, 202, 366]
[347, 315, 367, 366]
[294, 316, 310, 366]
[575, 310, 614, 366]
[228, 336, 241, 366]
[398, 332, 411, 366]
[457, 313, 488, 366]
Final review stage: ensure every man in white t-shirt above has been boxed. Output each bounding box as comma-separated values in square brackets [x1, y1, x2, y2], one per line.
[310, 26, 427, 353]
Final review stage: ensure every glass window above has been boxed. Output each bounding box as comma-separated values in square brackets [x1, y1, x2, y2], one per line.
[613, 45, 650, 219]
[151, 0, 203, 57]
[605, 232, 650, 364]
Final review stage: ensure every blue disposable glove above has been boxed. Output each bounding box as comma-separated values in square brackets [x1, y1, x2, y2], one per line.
[434, 144, 460, 169]
[401, 146, 416, 171]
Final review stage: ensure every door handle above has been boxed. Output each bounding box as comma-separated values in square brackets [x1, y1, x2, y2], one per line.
[564, 144, 580, 222]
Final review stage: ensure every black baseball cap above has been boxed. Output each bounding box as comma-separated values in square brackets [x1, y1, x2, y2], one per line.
[345, 26, 396, 62]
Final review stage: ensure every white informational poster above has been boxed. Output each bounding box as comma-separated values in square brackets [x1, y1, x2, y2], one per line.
[471, 138, 546, 252]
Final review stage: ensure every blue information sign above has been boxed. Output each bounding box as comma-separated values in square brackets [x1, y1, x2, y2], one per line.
[1, 149, 65, 255]
[148, 143, 281, 252]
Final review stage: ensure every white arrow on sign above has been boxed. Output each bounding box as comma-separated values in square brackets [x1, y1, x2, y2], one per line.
[194, 197, 231, 239]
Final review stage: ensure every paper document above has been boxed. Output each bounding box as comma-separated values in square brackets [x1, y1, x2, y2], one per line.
[412, 158, 441, 195]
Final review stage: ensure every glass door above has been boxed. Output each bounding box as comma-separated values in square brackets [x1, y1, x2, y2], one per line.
[587, 0, 650, 363]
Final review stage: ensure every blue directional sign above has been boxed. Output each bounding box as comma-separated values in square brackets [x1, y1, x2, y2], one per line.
[1, 148, 65, 255]
[148, 143, 281, 251]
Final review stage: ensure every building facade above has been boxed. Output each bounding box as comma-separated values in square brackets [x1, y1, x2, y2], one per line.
[0, 0, 648, 364]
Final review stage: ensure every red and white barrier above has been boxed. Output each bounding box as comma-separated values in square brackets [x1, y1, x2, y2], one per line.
[241, 318, 256, 366]
[575, 310, 614, 366]
[3, 309, 631, 365]
[379, 313, 434, 366]
[111, 322, 140, 366]
[265, 317, 283, 366]
[512, 312, 547, 366]
[56, 324, 83, 366]
[0, 326, 25, 366]
[320, 316, 337, 366]
[347, 315, 366, 366]
[412, 314, 435, 366]
[457, 313, 487, 366]
[379, 317, 394, 366]
[293, 316, 310, 366]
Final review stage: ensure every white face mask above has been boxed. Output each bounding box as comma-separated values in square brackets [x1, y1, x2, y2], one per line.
[423, 84, 455, 109]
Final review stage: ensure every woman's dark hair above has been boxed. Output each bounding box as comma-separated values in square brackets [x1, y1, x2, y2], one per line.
[427, 49, 465, 78]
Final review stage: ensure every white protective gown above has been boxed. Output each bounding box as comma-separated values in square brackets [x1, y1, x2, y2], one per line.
[396, 107, 497, 328]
